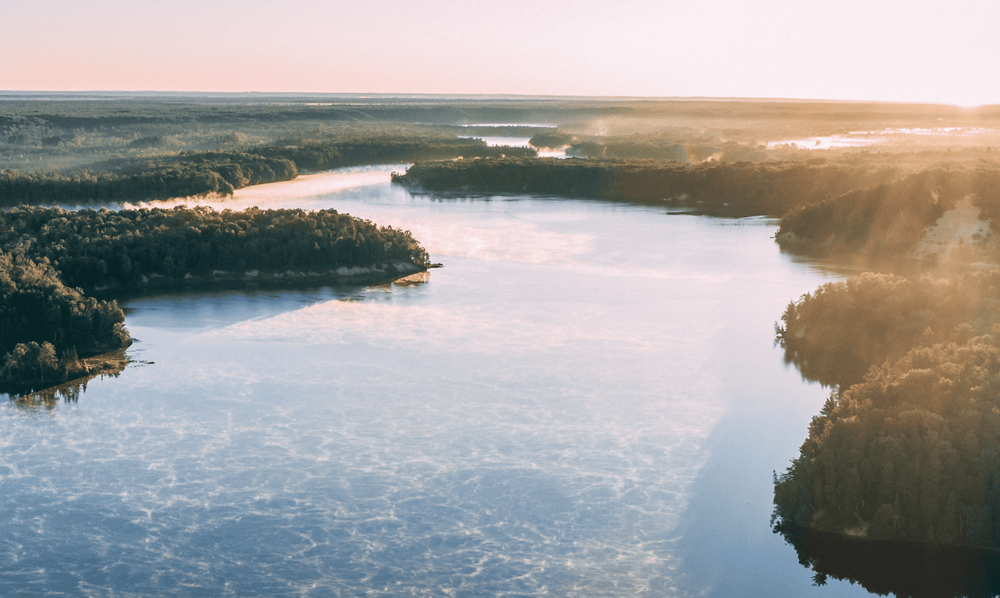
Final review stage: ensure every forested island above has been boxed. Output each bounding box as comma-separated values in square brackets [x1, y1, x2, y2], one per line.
[0, 205, 432, 395]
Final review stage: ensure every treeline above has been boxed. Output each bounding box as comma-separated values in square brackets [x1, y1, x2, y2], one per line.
[0, 205, 432, 394]
[773, 271, 1000, 550]
[0, 152, 298, 207]
[0, 205, 431, 295]
[777, 167, 1000, 267]
[250, 136, 534, 172]
[397, 157, 1000, 269]
[0, 251, 130, 394]
[529, 131, 753, 162]
[0, 137, 534, 208]
[393, 157, 898, 217]
[775, 272, 1000, 389]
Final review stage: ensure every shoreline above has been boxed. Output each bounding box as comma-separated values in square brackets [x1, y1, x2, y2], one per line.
[779, 524, 1000, 594]
[6, 264, 434, 401]
[5, 348, 132, 404]
[95, 261, 431, 300]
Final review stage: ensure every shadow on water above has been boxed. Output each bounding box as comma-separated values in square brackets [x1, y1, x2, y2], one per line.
[667, 249, 871, 597]
[778, 525, 1000, 598]
[9, 273, 431, 408]
[6, 349, 135, 409]
[670, 401, 829, 597]
[122, 272, 431, 331]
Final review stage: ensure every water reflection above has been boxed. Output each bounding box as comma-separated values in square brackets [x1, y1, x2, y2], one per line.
[0, 176, 872, 596]
[779, 526, 1000, 598]
[373, 270, 431, 288]
[122, 284, 391, 331]
[7, 349, 133, 409]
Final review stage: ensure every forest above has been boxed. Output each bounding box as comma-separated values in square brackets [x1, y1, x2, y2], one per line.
[396, 155, 1000, 271]
[0, 136, 533, 207]
[393, 157, 899, 216]
[0, 204, 432, 394]
[772, 271, 1000, 553]
[0, 250, 130, 394]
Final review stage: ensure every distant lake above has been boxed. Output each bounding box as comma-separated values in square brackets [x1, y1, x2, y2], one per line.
[0, 166, 871, 596]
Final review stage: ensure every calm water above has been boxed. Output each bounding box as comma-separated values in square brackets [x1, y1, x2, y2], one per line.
[1, 167, 870, 596]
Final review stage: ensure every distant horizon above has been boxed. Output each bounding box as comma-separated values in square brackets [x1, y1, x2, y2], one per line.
[0, 90, 995, 108]
[6, 0, 999, 108]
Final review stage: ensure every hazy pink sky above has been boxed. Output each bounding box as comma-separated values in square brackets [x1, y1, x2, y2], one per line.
[4, 0, 999, 105]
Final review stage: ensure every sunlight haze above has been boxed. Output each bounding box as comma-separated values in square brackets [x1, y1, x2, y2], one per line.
[4, 0, 999, 104]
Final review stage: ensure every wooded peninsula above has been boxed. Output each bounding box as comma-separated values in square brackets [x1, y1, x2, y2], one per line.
[0, 205, 431, 394]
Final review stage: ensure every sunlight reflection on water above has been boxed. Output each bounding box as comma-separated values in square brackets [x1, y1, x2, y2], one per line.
[1, 167, 868, 597]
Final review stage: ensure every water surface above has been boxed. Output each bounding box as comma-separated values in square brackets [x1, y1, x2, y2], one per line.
[2, 168, 868, 596]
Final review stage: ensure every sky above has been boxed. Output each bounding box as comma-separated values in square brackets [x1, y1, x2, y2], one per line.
[4, 0, 1000, 105]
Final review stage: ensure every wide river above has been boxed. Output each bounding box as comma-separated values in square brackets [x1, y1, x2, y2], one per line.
[1, 165, 872, 597]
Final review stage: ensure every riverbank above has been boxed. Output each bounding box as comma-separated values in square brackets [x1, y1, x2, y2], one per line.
[1, 203, 435, 397]
[99, 261, 430, 300]
[6, 348, 132, 403]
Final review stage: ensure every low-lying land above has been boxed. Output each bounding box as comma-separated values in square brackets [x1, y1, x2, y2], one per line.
[0, 135, 533, 208]
[393, 156, 897, 215]
[395, 156, 1000, 271]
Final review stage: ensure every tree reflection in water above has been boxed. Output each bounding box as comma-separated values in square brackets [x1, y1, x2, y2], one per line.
[7, 349, 135, 409]
[776, 524, 1000, 598]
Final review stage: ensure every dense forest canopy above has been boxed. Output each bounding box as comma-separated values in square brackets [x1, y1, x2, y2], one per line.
[776, 272, 1000, 389]
[774, 334, 1000, 549]
[394, 156, 900, 218]
[0, 250, 130, 394]
[5, 94, 1000, 173]
[0, 204, 432, 395]
[0, 205, 431, 294]
[0, 136, 533, 208]
[396, 156, 1000, 272]
[773, 271, 1000, 554]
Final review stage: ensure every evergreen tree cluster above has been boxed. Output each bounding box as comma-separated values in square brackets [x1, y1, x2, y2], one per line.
[773, 271, 1000, 549]
[775, 336, 1000, 548]
[775, 272, 1000, 389]
[0, 204, 431, 394]
[0, 152, 298, 206]
[250, 136, 534, 172]
[0, 205, 431, 294]
[0, 137, 534, 208]
[393, 157, 897, 218]
[777, 167, 1000, 267]
[397, 157, 1000, 269]
[0, 251, 129, 394]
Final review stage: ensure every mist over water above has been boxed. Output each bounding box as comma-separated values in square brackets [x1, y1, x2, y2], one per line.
[2, 168, 868, 596]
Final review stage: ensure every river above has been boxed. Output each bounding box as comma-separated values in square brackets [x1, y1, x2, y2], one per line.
[1, 165, 871, 596]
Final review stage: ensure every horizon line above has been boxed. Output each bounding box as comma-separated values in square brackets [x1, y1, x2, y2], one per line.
[0, 90, 994, 109]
